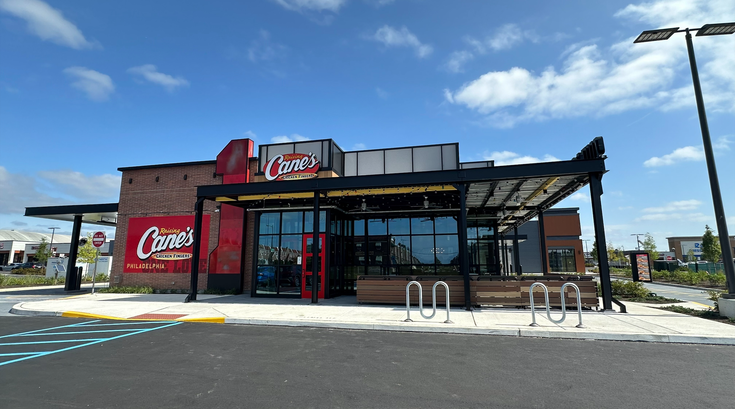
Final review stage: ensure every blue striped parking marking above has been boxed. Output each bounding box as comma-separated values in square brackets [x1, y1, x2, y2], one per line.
[0, 320, 182, 366]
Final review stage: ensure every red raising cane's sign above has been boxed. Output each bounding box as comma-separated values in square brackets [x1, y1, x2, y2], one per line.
[263, 152, 319, 181]
[124, 215, 210, 273]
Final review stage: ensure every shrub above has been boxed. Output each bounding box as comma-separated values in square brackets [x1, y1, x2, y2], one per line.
[611, 280, 650, 298]
[0, 275, 64, 287]
[12, 268, 46, 276]
[708, 273, 727, 287]
[97, 286, 153, 294]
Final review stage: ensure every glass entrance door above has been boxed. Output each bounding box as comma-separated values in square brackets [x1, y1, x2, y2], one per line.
[302, 234, 325, 299]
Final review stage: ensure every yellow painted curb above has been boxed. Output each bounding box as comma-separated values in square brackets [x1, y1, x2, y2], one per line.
[690, 301, 714, 310]
[177, 317, 225, 323]
[61, 311, 125, 320]
[59, 294, 89, 300]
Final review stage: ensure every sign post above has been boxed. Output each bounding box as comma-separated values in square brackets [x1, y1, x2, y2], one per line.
[92, 232, 106, 294]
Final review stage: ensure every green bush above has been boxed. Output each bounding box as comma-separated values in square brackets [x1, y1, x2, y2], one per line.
[610, 267, 632, 278]
[12, 268, 46, 276]
[708, 273, 727, 287]
[82, 273, 109, 283]
[611, 280, 650, 298]
[0, 275, 65, 287]
[97, 286, 153, 294]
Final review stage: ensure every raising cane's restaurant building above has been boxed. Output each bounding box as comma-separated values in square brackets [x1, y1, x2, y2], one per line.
[25, 137, 617, 310]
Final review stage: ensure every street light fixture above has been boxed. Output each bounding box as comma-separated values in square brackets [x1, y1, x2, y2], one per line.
[634, 22, 735, 297]
[48, 226, 60, 258]
[631, 233, 644, 251]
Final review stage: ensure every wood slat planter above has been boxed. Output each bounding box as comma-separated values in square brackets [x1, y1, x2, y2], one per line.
[356, 275, 599, 308]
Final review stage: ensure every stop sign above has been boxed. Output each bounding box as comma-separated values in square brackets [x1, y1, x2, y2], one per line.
[92, 231, 106, 248]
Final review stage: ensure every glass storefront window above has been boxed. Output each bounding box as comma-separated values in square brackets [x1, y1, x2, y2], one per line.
[434, 216, 458, 234]
[354, 219, 365, 236]
[388, 218, 410, 235]
[280, 235, 302, 265]
[304, 211, 326, 233]
[368, 219, 387, 236]
[390, 235, 411, 265]
[411, 235, 435, 264]
[434, 235, 459, 264]
[548, 248, 576, 272]
[281, 212, 303, 234]
[478, 226, 493, 239]
[411, 217, 434, 235]
[257, 235, 279, 265]
[467, 226, 478, 240]
[259, 213, 280, 235]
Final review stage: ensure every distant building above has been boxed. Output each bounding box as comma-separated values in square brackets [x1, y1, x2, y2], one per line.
[0, 230, 71, 265]
[667, 235, 735, 261]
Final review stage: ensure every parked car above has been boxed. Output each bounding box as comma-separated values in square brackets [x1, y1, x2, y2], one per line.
[12, 262, 45, 270]
[2, 263, 22, 272]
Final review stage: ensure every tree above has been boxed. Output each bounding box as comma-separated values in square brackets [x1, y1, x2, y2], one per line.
[35, 237, 50, 265]
[701, 225, 721, 263]
[77, 233, 99, 264]
[590, 240, 598, 263]
[687, 249, 696, 262]
[641, 232, 659, 261]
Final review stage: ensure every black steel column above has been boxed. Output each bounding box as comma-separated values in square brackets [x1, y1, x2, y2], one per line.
[589, 173, 612, 310]
[513, 226, 521, 275]
[685, 30, 735, 296]
[312, 191, 320, 304]
[189, 198, 205, 302]
[538, 211, 548, 274]
[457, 184, 472, 310]
[64, 214, 83, 291]
[493, 224, 500, 275]
[501, 236, 508, 275]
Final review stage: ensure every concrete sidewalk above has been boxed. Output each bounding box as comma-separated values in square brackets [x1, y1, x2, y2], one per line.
[9, 293, 735, 345]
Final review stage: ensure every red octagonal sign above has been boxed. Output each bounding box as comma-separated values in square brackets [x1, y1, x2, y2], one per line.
[92, 231, 106, 248]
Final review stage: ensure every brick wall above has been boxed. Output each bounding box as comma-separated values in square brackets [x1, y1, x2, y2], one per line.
[111, 163, 221, 291]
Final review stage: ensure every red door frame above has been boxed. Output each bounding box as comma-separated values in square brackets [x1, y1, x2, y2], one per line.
[302, 233, 326, 299]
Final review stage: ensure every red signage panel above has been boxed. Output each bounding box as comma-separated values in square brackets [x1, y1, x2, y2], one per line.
[124, 215, 210, 273]
[263, 152, 319, 181]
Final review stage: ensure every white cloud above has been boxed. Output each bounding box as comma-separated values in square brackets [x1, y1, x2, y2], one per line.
[352, 143, 366, 150]
[635, 212, 709, 222]
[0, 0, 98, 49]
[243, 130, 257, 139]
[271, 134, 310, 143]
[273, 0, 345, 13]
[36, 170, 121, 202]
[0, 166, 120, 215]
[247, 30, 287, 63]
[570, 192, 590, 202]
[375, 87, 389, 99]
[644, 137, 731, 167]
[370, 25, 433, 58]
[442, 50, 474, 73]
[63, 66, 114, 102]
[482, 151, 559, 166]
[444, 0, 735, 127]
[127, 64, 189, 92]
[642, 200, 702, 213]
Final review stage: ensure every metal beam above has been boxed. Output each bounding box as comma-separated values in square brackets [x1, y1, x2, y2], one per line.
[479, 181, 499, 208]
[456, 183, 472, 310]
[312, 191, 320, 304]
[589, 173, 613, 310]
[538, 211, 548, 274]
[188, 198, 205, 302]
[513, 226, 521, 275]
[64, 215, 83, 291]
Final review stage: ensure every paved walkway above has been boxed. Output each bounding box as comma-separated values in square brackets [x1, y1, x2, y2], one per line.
[9, 293, 735, 345]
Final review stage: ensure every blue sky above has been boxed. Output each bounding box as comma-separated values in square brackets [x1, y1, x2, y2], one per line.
[0, 0, 733, 252]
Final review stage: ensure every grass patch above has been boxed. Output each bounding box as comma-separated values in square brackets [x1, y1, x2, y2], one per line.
[615, 295, 682, 304]
[0, 275, 65, 287]
[97, 286, 153, 294]
[660, 305, 734, 325]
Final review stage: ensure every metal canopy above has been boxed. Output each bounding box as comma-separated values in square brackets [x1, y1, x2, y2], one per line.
[24, 203, 119, 226]
[197, 156, 604, 233]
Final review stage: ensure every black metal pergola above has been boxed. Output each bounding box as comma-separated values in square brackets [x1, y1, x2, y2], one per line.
[189, 138, 617, 311]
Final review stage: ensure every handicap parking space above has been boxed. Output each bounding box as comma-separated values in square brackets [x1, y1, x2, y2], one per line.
[0, 319, 182, 366]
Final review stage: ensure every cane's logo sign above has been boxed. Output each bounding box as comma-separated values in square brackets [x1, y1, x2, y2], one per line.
[124, 215, 210, 274]
[263, 152, 319, 181]
[137, 226, 194, 261]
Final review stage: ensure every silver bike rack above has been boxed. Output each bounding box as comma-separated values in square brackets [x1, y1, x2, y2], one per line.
[404, 281, 453, 324]
[529, 282, 585, 328]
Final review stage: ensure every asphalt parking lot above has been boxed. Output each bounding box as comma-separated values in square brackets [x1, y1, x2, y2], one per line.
[1, 316, 734, 409]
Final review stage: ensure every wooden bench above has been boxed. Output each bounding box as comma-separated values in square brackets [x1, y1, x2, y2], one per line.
[356, 276, 466, 306]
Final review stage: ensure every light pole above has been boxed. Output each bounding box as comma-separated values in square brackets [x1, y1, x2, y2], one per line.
[48, 226, 60, 258]
[631, 233, 644, 251]
[635, 22, 735, 296]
